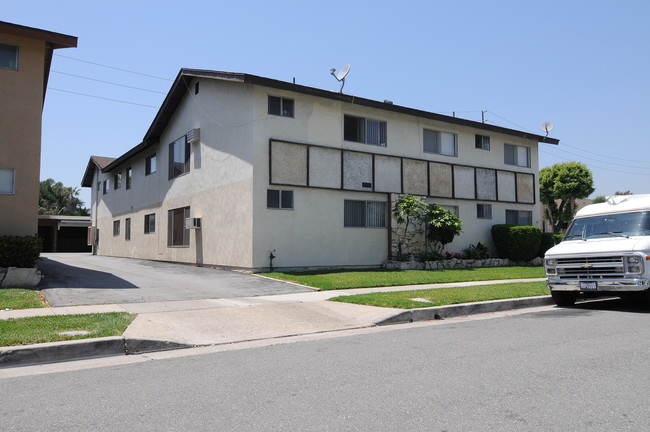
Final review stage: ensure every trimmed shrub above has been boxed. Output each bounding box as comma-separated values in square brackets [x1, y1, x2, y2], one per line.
[0, 235, 43, 268]
[538, 232, 558, 258]
[553, 233, 564, 244]
[491, 224, 542, 262]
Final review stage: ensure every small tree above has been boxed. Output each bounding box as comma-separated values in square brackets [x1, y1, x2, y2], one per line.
[392, 194, 427, 258]
[591, 195, 607, 204]
[422, 203, 463, 253]
[540, 162, 594, 233]
[39, 178, 89, 216]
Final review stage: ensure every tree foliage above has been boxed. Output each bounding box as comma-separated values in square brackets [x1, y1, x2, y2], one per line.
[422, 203, 463, 253]
[539, 162, 594, 233]
[39, 178, 89, 216]
[591, 195, 607, 204]
[392, 194, 428, 257]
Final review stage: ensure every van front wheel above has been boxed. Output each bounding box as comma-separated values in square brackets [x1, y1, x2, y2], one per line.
[551, 291, 577, 307]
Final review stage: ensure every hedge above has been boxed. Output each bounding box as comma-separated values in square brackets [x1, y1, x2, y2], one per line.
[538, 232, 559, 258]
[0, 235, 42, 268]
[491, 224, 542, 261]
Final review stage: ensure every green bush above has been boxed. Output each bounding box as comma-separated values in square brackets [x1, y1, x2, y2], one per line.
[0, 235, 42, 268]
[462, 242, 490, 260]
[553, 233, 564, 244]
[491, 224, 542, 262]
[537, 232, 559, 258]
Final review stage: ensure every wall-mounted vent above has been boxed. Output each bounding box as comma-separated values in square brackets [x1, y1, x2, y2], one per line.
[185, 217, 202, 229]
[187, 128, 200, 144]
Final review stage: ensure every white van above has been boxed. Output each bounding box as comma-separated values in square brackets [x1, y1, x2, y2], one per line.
[544, 194, 650, 306]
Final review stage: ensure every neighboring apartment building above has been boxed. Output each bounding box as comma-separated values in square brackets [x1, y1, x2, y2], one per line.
[82, 69, 559, 270]
[0, 21, 77, 236]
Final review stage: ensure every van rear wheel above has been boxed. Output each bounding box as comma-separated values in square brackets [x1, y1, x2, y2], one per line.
[551, 291, 577, 307]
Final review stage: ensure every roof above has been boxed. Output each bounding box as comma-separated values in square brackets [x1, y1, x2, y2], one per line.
[81, 156, 116, 187]
[0, 21, 77, 48]
[575, 194, 650, 217]
[100, 68, 560, 173]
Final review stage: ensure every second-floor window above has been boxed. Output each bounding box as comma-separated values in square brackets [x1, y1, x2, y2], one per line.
[424, 129, 457, 156]
[126, 167, 132, 189]
[475, 134, 490, 150]
[344, 115, 387, 146]
[0, 43, 19, 70]
[145, 154, 156, 175]
[169, 136, 190, 179]
[113, 173, 122, 190]
[504, 144, 530, 168]
[268, 96, 294, 117]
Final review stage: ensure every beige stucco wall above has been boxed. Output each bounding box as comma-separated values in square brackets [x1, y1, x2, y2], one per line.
[0, 33, 45, 235]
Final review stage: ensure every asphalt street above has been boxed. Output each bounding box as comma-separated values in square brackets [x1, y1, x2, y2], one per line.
[37, 253, 312, 306]
[2, 300, 649, 431]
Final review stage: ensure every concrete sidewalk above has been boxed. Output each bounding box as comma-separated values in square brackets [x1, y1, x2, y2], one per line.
[0, 278, 551, 367]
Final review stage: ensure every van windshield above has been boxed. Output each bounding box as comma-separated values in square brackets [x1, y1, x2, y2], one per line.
[564, 211, 650, 240]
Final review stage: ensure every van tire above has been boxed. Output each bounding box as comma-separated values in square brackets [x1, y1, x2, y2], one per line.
[551, 291, 577, 307]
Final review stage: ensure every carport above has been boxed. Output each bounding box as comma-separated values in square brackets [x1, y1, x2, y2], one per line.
[38, 215, 91, 252]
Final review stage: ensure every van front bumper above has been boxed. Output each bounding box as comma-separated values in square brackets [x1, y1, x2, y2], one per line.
[547, 278, 650, 292]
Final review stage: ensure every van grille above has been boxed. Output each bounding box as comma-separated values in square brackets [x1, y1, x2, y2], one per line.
[556, 256, 625, 280]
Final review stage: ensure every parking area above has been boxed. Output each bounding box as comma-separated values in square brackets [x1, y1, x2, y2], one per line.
[37, 253, 313, 307]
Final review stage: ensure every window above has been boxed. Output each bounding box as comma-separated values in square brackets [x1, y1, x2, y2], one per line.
[344, 115, 387, 146]
[504, 144, 530, 167]
[506, 210, 532, 225]
[168, 207, 190, 247]
[125, 218, 131, 240]
[344, 200, 386, 228]
[113, 220, 120, 236]
[424, 129, 457, 156]
[267, 189, 294, 209]
[102, 179, 109, 195]
[126, 167, 132, 189]
[268, 96, 294, 117]
[144, 213, 156, 234]
[113, 173, 122, 190]
[475, 134, 490, 150]
[0, 43, 18, 70]
[169, 136, 190, 179]
[441, 205, 459, 217]
[145, 154, 156, 175]
[0, 168, 15, 194]
[477, 204, 492, 219]
[97, 181, 101, 192]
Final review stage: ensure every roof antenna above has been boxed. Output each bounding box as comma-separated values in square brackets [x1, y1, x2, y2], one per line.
[330, 64, 350, 93]
[542, 121, 554, 137]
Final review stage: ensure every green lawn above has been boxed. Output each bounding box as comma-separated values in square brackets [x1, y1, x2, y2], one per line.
[0, 288, 47, 310]
[260, 266, 545, 290]
[0, 313, 135, 346]
[330, 281, 548, 309]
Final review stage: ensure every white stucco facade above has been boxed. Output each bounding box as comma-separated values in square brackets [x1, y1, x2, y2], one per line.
[82, 70, 557, 271]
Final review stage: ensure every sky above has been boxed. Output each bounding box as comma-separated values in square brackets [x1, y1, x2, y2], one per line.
[5, 0, 650, 206]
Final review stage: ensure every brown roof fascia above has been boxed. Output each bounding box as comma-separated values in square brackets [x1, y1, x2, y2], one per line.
[81, 156, 116, 187]
[102, 68, 559, 174]
[0, 21, 78, 49]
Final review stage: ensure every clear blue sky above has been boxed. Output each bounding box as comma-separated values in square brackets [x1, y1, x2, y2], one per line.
[5, 0, 650, 206]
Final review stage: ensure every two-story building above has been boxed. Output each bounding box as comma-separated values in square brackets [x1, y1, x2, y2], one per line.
[82, 69, 559, 270]
[0, 21, 77, 236]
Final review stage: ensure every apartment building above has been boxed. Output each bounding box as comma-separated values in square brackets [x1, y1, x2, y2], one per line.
[82, 69, 559, 270]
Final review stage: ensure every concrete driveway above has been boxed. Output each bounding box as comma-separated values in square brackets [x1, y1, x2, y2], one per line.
[37, 253, 313, 307]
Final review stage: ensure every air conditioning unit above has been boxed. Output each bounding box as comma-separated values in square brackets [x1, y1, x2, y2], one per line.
[185, 217, 202, 229]
[186, 128, 200, 144]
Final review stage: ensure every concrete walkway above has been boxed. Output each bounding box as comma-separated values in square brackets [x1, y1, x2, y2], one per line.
[0, 279, 551, 367]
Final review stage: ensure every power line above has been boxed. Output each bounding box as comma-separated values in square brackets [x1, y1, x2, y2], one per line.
[543, 145, 648, 170]
[559, 141, 650, 164]
[539, 148, 649, 176]
[53, 54, 173, 81]
[51, 70, 167, 94]
[48, 87, 159, 108]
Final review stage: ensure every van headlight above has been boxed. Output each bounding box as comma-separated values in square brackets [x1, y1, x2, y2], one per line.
[545, 259, 557, 275]
[626, 256, 643, 274]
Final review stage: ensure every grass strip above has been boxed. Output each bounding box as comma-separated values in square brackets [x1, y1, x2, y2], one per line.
[0, 288, 47, 310]
[330, 281, 548, 309]
[0, 313, 135, 346]
[260, 266, 545, 290]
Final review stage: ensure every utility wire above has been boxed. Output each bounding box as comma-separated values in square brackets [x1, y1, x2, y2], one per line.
[54, 54, 173, 81]
[48, 87, 159, 108]
[543, 145, 648, 170]
[51, 70, 167, 94]
[539, 148, 649, 176]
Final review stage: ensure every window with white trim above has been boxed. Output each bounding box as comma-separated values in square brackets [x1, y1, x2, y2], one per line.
[506, 209, 532, 225]
[344, 200, 386, 228]
[0, 168, 15, 194]
[477, 204, 492, 219]
[424, 129, 457, 156]
[267, 189, 293, 209]
[504, 144, 530, 167]
[344, 115, 387, 146]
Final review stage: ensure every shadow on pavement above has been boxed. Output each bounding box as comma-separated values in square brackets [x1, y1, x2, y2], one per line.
[37, 257, 138, 290]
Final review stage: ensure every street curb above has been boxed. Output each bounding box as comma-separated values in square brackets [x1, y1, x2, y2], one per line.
[376, 296, 555, 325]
[0, 337, 192, 368]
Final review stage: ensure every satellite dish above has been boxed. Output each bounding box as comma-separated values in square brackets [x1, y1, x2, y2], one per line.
[542, 121, 554, 136]
[330, 64, 351, 93]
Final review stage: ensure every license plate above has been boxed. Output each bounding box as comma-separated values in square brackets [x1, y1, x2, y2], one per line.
[579, 281, 598, 291]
